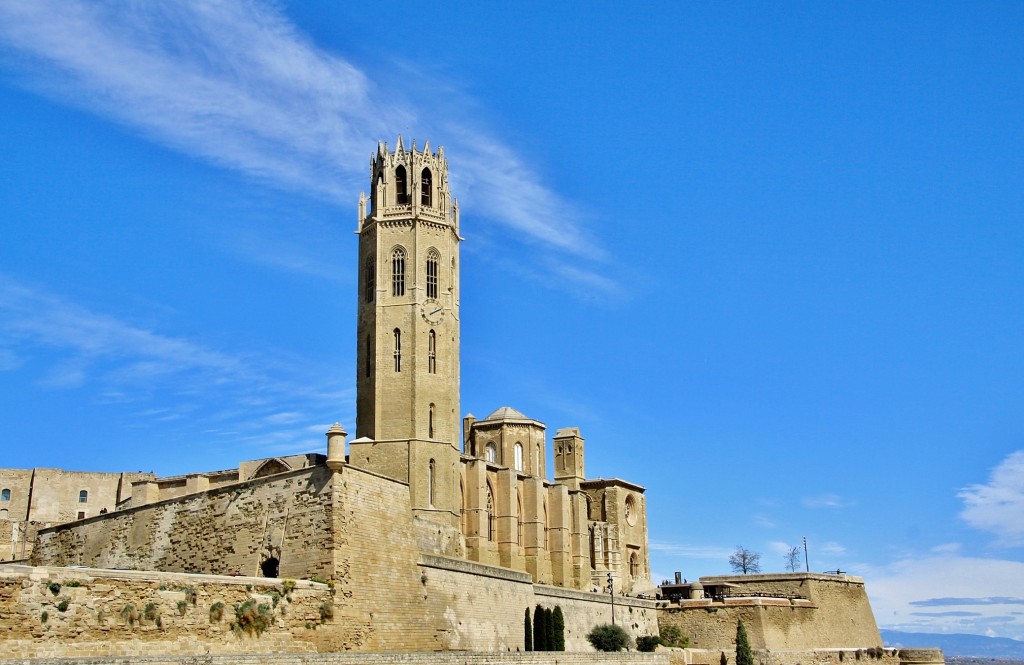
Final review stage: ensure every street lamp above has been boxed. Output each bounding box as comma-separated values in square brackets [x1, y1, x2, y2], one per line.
[607, 572, 615, 625]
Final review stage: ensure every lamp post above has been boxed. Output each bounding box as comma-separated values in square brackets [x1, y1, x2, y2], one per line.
[607, 572, 615, 625]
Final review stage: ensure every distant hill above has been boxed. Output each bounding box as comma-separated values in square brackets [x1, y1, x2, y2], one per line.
[882, 629, 1024, 660]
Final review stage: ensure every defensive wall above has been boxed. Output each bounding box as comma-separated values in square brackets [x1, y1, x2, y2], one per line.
[658, 573, 882, 651]
[0, 654, 670, 665]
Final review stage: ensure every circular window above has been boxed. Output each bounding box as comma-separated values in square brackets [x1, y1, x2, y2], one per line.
[624, 494, 638, 526]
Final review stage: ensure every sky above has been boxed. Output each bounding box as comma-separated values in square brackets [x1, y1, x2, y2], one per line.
[1, 0, 1022, 642]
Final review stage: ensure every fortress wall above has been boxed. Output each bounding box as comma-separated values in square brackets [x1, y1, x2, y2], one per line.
[682, 647, 908, 665]
[0, 653, 670, 665]
[0, 565, 342, 658]
[534, 584, 660, 651]
[31, 467, 336, 580]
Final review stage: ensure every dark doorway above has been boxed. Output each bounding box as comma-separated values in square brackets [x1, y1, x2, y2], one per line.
[261, 557, 279, 578]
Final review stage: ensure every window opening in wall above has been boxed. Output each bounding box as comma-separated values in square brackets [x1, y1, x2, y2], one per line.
[391, 247, 406, 296]
[428, 330, 436, 374]
[429, 403, 435, 438]
[517, 493, 524, 552]
[630, 552, 639, 578]
[426, 250, 439, 299]
[395, 165, 408, 204]
[364, 257, 375, 303]
[485, 442, 497, 463]
[261, 557, 279, 578]
[421, 168, 432, 206]
[0, 489, 9, 501]
[590, 527, 597, 569]
[365, 335, 372, 378]
[486, 484, 494, 542]
[393, 328, 402, 372]
[514, 443, 523, 471]
[77, 511, 86, 520]
[78, 490, 88, 503]
[428, 459, 435, 507]
[0, 509, 7, 520]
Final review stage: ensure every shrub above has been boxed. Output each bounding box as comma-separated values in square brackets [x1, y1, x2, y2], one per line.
[40, 611, 49, 624]
[184, 587, 197, 605]
[209, 601, 225, 623]
[587, 623, 630, 652]
[65, 580, 81, 588]
[177, 600, 188, 616]
[120, 604, 139, 626]
[524, 608, 533, 651]
[552, 606, 565, 651]
[637, 635, 661, 652]
[281, 579, 296, 595]
[660, 624, 683, 647]
[48, 582, 61, 596]
[533, 604, 547, 651]
[233, 599, 272, 636]
[736, 620, 754, 665]
[143, 603, 160, 622]
[319, 601, 334, 624]
[56, 599, 70, 613]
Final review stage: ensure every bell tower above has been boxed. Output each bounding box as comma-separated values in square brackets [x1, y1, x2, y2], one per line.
[351, 137, 462, 545]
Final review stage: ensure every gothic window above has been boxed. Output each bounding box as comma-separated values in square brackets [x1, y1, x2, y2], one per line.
[589, 527, 597, 570]
[0, 489, 9, 501]
[630, 552, 640, 578]
[426, 249, 439, 299]
[624, 494, 637, 526]
[513, 443, 523, 471]
[421, 168, 432, 206]
[536, 443, 542, 473]
[517, 493, 524, 552]
[78, 490, 88, 503]
[428, 459, 435, 507]
[391, 247, 406, 297]
[428, 330, 436, 374]
[365, 335, 372, 377]
[486, 483, 495, 542]
[393, 328, 402, 372]
[484, 442, 497, 463]
[364, 256, 375, 303]
[395, 165, 408, 204]
[429, 403, 435, 438]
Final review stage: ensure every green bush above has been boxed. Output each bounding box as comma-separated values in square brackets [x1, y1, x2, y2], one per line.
[587, 623, 630, 652]
[660, 624, 689, 647]
[143, 603, 160, 622]
[524, 608, 533, 651]
[177, 600, 188, 616]
[120, 604, 139, 626]
[637, 635, 661, 652]
[209, 601, 225, 623]
[233, 599, 272, 636]
[533, 604, 548, 650]
[319, 601, 334, 624]
[736, 620, 753, 665]
[552, 606, 565, 651]
[48, 582, 61, 596]
[40, 611, 49, 624]
[56, 599, 70, 613]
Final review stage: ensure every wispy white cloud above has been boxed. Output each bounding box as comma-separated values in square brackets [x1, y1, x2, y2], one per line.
[959, 450, 1024, 547]
[0, 0, 605, 283]
[819, 541, 846, 555]
[649, 542, 734, 560]
[801, 493, 854, 509]
[0, 275, 344, 458]
[868, 555, 1024, 641]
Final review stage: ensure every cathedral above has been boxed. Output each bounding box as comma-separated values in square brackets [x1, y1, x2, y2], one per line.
[6, 138, 652, 596]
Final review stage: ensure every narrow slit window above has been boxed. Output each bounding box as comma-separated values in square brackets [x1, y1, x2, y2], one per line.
[426, 250, 439, 299]
[428, 459, 435, 507]
[391, 247, 406, 296]
[395, 165, 408, 205]
[429, 403, 435, 438]
[365, 335, 372, 378]
[364, 257, 375, 303]
[393, 328, 402, 372]
[421, 168, 432, 206]
[428, 330, 437, 374]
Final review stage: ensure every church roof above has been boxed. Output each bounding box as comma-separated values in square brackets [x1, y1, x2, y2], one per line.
[483, 406, 528, 421]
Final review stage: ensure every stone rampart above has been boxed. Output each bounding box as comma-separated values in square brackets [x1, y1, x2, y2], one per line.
[0, 654, 670, 665]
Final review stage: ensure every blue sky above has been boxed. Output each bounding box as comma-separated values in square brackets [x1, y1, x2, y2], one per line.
[1, 0, 1023, 641]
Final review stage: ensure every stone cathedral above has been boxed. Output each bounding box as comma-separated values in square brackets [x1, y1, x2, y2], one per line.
[7, 137, 652, 598]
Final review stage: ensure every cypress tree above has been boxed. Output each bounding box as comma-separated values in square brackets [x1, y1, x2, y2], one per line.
[736, 620, 754, 665]
[524, 607, 533, 651]
[545, 607, 555, 651]
[552, 606, 565, 651]
[534, 604, 547, 651]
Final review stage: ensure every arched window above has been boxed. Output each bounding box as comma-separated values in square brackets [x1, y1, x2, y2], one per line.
[536, 443, 542, 473]
[395, 165, 408, 204]
[421, 168, 432, 206]
[517, 492, 524, 552]
[624, 494, 637, 526]
[589, 527, 597, 570]
[393, 328, 402, 372]
[426, 249, 439, 299]
[428, 330, 436, 374]
[364, 256, 375, 303]
[365, 335, 372, 378]
[0, 489, 9, 501]
[391, 247, 406, 297]
[484, 442, 497, 463]
[513, 443, 523, 471]
[428, 459, 435, 507]
[630, 552, 639, 578]
[429, 403, 435, 439]
[79, 490, 88, 503]
[486, 483, 495, 541]
[0, 509, 7, 520]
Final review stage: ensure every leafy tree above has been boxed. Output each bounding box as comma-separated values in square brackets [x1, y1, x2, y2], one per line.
[552, 606, 565, 651]
[637, 635, 661, 652]
[587, 623, 630, 652]
[545, 607, 555, 651]
[729, 546, 761, 574]
[736, 620, 754, 665]
[784, 546, 802, 572]
[534, 604, 548, 651]
[524, 607, 532, 651]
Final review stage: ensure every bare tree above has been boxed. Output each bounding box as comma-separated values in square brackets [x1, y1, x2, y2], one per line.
[729, 546, 761, 574]
[784, 546, 802, 572]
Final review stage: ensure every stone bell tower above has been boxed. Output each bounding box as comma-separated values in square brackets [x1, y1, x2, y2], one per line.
[350, 137, 462, 546]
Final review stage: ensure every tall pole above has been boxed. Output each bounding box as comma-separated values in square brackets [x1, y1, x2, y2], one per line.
[607, 573, 615, 625]
[803, 536, 809, 573]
